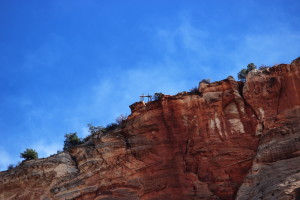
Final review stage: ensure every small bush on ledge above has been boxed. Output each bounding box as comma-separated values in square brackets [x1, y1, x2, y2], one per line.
[189, 87, 199, 94]
[7, 164, 14, 170]
[116, 114, 127, 125]
[153, 93, 164, 101]
[103, 123, 119, 133]
[88, 124, 104, 136]
[63, 132, 83, 150]
[238, 63, 257, 82]
[200, 78, 211, 84]
[259, 65, 270, 70]
[20, 148, 38, 160]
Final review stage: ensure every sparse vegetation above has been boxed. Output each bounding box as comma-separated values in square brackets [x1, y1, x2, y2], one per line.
[88, 124, 104, 136]
[7, 162, 21, 170]
[7, 164, 14, 170]
[81, 124, 102, 143]
[189, 87, 198, 93]
[82, 118, 126, 142]
[238, 69, 247, 82]
[104, 123, 119, 132]
[153, 93, 164, 101]
[259, 65, 269, 70]
[259, 65, 271, 71]
[200, 78, 211, 84]
[20, 148, 38, 160]
[115, 114, 127, 125]
[63, 132, 83, 150]
[238, 63, 257, 82]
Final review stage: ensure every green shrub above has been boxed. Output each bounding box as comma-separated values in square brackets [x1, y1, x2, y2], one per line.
[200, 78, 211, 84]
[63, 132, 83, 150]
[104, 123, 119, 132]
[238, 69, 248, 82]
[20, 148, 38, 160]
[153, 93, 164, 101]
[81, 124, 104, 142]
[259, 65, 270, 70]
[238, 63, 257, 82]
[247, 63, 256, 71]
[115, 114, 127, 125]
[7, 164, 14, 170]
[87, 124, 104, 136]
[189, 87, 199, 93]
[83, 121, 122, 140]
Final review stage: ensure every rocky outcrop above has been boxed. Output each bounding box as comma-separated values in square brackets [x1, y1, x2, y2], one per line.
[0, 59, 299, 200]
[236, 60, 300, 200]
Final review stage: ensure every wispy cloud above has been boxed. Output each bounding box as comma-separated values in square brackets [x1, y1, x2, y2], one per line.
[65, 18, 231, 132]
[230, 23, 300, 73]
[59, 19, 215, 134]
[156, 21, 209, 55]
[153, 19, 212, 69]
[32, 141, 62, 158]
[0, 148, 14, 171]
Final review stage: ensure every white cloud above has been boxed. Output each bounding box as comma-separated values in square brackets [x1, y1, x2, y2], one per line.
[154, 19, 211, 61]
[32, 141, 62, 158]
[229, 25, 300, 73]
[80, 126, 90, 137]
[0, 149, 13, 171]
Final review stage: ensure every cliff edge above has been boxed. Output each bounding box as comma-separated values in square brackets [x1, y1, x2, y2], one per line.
[0, 60, 299, 200]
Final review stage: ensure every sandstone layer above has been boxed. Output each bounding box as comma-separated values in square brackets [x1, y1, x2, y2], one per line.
[236, 60, 300, 200]
[0, 59, 299, 200]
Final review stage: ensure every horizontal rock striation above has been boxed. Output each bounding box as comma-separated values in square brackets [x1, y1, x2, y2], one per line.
[0, 59, 299, 200]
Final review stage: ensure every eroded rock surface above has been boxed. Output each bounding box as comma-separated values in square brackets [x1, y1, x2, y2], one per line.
[0, 60, 299, 200]
[236, 60, 300, 200]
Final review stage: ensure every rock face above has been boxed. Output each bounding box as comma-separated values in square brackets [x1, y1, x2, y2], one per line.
[0, 60, 299, 200]
[236, 60, 300, 200]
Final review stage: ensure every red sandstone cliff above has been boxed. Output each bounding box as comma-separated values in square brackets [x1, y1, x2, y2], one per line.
[236, 59, 300, 200]
[0, 59, 299, 200]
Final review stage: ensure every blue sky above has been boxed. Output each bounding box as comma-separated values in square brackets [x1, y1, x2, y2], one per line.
[0, 0, 299, 170]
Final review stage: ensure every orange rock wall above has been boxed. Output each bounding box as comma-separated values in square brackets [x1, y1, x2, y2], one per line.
[236, 60, 300, 199]
[0, 61, 299, 200]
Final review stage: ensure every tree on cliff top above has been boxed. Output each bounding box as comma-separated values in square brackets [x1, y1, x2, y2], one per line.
[20, 148, 38, 160]
[238, 63, 257, 82]
[63, 132, 83, 150]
